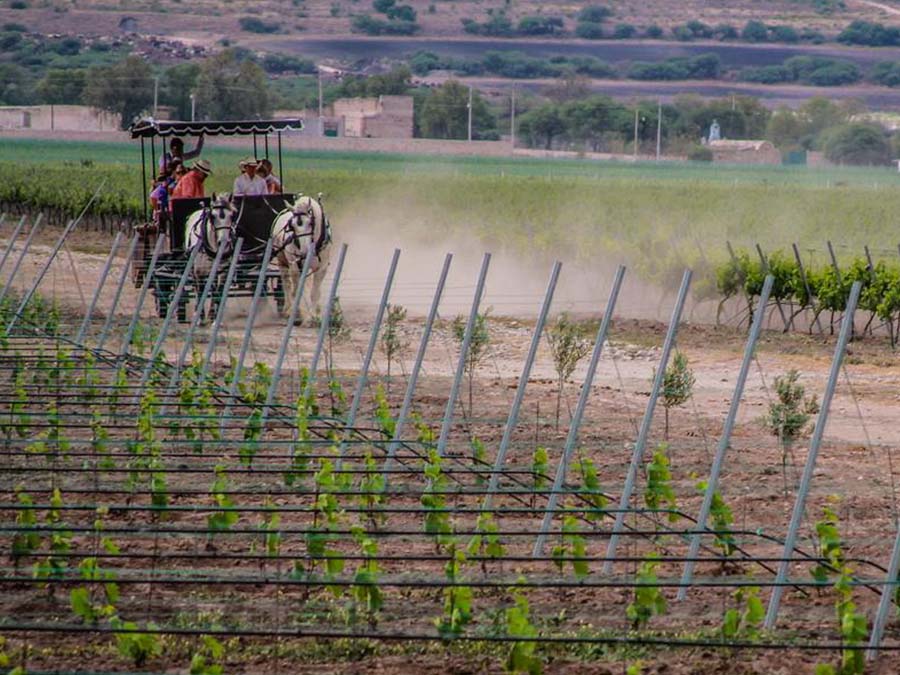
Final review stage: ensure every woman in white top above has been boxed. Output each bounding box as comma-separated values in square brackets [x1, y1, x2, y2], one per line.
[233, 158, 268, 196]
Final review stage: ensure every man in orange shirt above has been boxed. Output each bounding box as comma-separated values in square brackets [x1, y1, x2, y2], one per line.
[171, 159, 212, 201]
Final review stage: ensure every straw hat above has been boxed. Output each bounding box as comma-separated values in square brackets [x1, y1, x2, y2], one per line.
[193, 159, 212, 176]
[239, 157, 258, 169]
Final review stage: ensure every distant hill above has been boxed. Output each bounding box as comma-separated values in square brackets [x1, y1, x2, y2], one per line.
[0, 0, 896, 45]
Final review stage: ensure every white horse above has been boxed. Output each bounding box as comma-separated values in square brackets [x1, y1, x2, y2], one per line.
[184, 194, 238, 321]
[270, 194, 332, 324]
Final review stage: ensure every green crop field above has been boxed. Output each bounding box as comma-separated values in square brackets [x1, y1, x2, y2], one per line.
[2, 137, 900, 295]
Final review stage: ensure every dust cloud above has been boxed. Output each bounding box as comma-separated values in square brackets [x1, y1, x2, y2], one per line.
[327, 182, 679, 322]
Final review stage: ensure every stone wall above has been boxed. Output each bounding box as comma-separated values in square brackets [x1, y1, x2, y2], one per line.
[0, 105, 121, 132]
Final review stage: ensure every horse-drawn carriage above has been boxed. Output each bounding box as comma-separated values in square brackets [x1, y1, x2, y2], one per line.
[129, 118, 331, 323]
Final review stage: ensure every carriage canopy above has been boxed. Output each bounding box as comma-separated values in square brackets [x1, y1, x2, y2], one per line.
[129, 118, 304, 138]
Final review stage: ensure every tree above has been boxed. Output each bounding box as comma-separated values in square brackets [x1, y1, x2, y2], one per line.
[741, 20, 769, 42]
[194, 49, 271, 120]
[764, 370, 818, 494]
[822, 123, 892, 166]
[661, 352, 694, 439]
[162, 63, 200, 121]
[577, 5, 612, 23]
[35, 68, 86, 104]
[518, 104, 565, 149]
[83, 55, 153, 129]
[451, 310, 491, 416]
[547, 313, 592, 430]
[419, 80, 496, 140]
[0, 63, 30, 105]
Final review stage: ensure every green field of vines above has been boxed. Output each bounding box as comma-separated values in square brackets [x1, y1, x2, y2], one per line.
[3, 138, 900, 301]
[717, 248, 900, 342]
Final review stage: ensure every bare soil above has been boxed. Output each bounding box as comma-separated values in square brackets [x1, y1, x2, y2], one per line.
[4, 227, 900, 673]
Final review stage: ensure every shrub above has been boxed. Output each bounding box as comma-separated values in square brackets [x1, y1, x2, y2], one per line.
[822, 123, 891, 165]
[2, 22, 26, 31]
[578, 5, 612, 23]
[685, 20, 713, 38]
[769, 25, 799, 43]
[785, 56, 860, 86]
[741, 20, 769, 42]
[612, 23, 636, 39]
[575, 21, 604, 39]
[740, 65, 793, 84]
[517, 15, 564, 36]
[409, 50, 443, 75]
[837, 20, 900, 46]
[352, 14, 418, 35]
[688, 144, 713, 161]
[49, 36, 81, 55]
[9, 0, 27, 9]
[0, 31, 22, 50]
[628, 53, 720, 80]
[372, 0, 393, 11]
[800, 28, 826, 44]
[261, 53, 316, 74]
[872, 61, 900, 87]
[644, 24, 663, 38]
[715, 23, 738, 40]
[239, 17, 279, 33]
[387, 4, 415, 21]
[671, 25, 694, 41]
[461, 13, 514, 37]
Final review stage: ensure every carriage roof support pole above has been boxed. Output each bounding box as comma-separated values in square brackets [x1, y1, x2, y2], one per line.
[336, 248, 401, 469]
[382, 252, 453, 484]
[277, 132, 284, 193]
[437, 252, 492, 458]
[0, 215, 27, 280]
[118, 235, 165, 357]
[138, 243, 202, 393]
[200, 237, 244, 383]
[264, 134, 269, 160]
[261, 238, 317, 421]
[482, 260, 562, 512]
[171, 236, 229, 381]
[97, 234, 140, 352]
[140, 138, 148, 220]
[5, 217, 76, 335]
[764, 281, 861, 630]
[221, 237, 275, 435]
[677, 274, 773, 600]
[304, 242, 347, 394]
[150, 137, 157, 185]
[866, 520, 900, 660]
[253, 132, 258, 160]
[533, 265, 626, 557]
[0, 215, 42, 308]
[602, 269, 692, 575]
[75, 231, 124, 345]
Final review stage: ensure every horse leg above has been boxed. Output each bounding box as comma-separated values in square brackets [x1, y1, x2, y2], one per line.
[278, 257, 293, 320]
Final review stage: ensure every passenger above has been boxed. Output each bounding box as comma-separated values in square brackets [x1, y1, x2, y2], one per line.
[149, 172, 172, 227]
[171, 159, 211, 201]
[233, 158, 268, 196]
[257, 159, 281, 194]
[159, 135, 205, 173]
[169, 159, 187, 189]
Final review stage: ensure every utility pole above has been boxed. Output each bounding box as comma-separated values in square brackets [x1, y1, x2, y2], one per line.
[510, 84, 516, 150]
[318, 68, 324, 136]
[633, 106, 639, 159]
[153, 76, 159, 117]
[656, 98, 662, 161]
[467, 86, 473, 142]
[190, 94, 195, 121]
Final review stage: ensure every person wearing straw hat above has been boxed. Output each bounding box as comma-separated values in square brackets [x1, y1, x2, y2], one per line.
[233, 157, 268, 197]
[172, 159, 211, 201]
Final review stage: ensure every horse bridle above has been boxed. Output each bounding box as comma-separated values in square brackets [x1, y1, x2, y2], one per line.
[194, 203, 236, 258]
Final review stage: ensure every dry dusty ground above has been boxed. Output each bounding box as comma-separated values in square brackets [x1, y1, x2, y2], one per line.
[5, 227, 900, 673]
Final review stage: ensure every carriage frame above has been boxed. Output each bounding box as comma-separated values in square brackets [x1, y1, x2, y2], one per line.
[128, 117, 304, 320]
